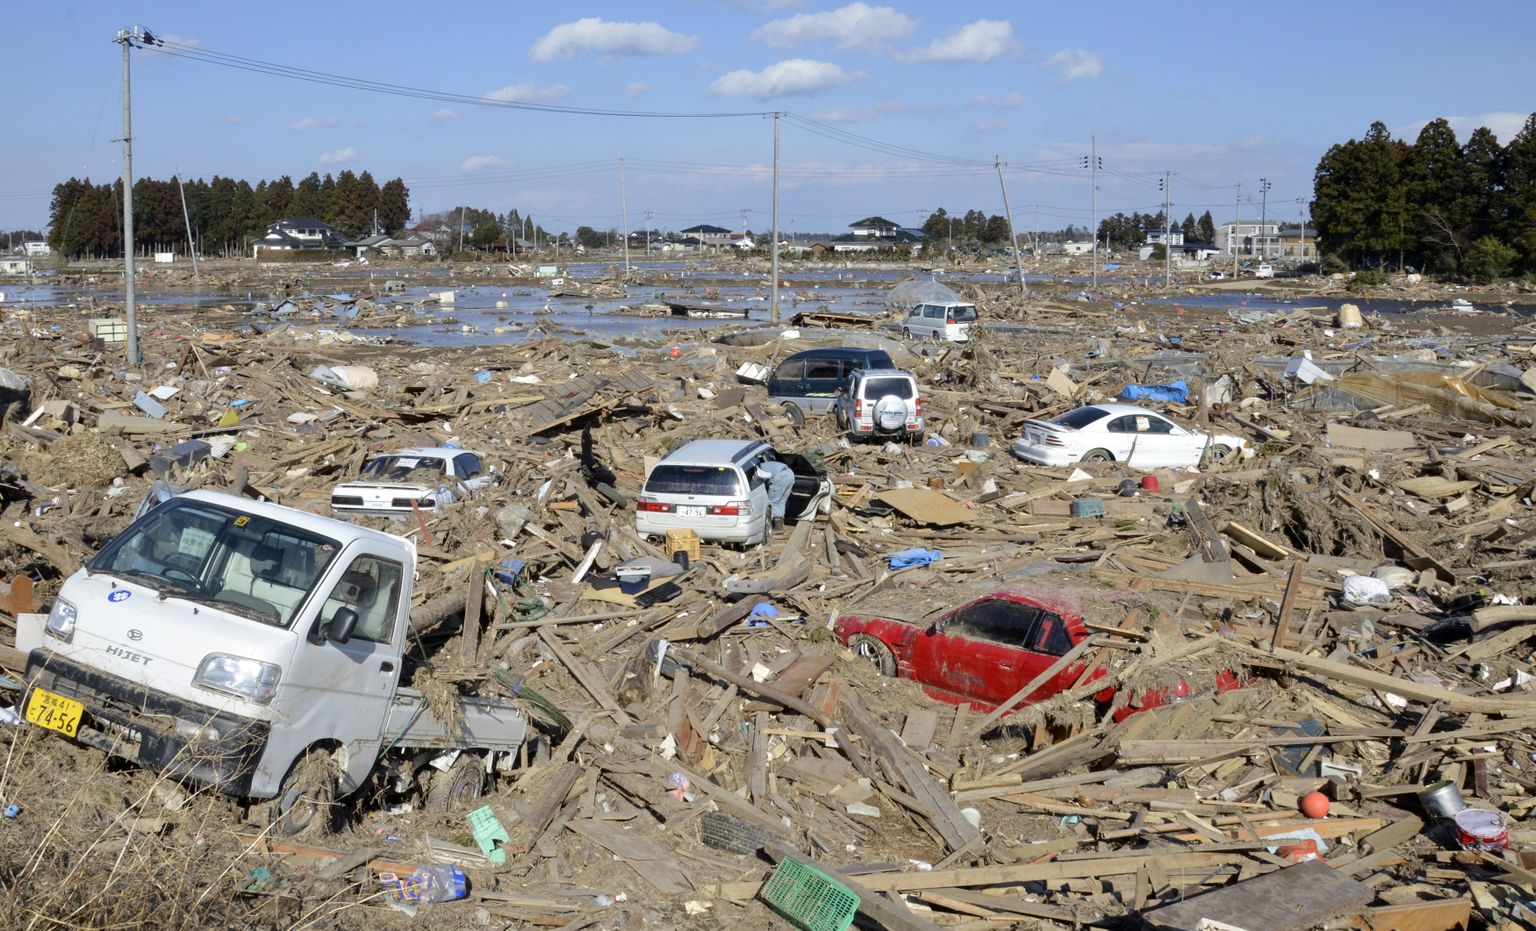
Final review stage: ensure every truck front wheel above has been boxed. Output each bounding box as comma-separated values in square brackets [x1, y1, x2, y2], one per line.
[262, 748, 338, 836]
[426, 753, 486, 812]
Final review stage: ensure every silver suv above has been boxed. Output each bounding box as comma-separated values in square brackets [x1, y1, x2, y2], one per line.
[834, 369, 925, 442]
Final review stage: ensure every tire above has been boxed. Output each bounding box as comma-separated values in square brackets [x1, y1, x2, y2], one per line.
[1202, 443, 1233, 469]
[908, 431, 926, 446]
[1082, 449, 1114, 463]
[426, 753, 487, 812]
[930, 331, 941, 342]
[780, 401, 805, 429]
[699, 811, 788, 856]
[847, 633, 897, 677]
[835, 406, 848, 431]
[263, 748, 338, 837]
[902, 328, 912, 339]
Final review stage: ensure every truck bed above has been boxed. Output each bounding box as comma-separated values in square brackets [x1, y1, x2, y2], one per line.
[383, 687, 528, 751]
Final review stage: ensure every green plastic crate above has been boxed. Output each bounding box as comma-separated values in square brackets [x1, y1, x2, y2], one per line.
[758, 859, 859, 931]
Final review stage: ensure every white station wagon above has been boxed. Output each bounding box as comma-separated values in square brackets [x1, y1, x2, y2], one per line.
[331, 447, 494, 517]
[1012, 403, 1246, 469]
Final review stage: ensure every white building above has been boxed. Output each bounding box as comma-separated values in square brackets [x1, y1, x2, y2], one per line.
[1218, 222, 1281, 258]
[21, 241, 51, 256]
[1061, 241, 1093, 256]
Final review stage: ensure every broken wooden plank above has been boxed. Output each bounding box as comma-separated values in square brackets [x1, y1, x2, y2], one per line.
[1144, 860, 1373, 931]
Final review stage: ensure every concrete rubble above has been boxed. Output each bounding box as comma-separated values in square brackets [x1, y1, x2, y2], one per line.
[3, 259, 1536, 930]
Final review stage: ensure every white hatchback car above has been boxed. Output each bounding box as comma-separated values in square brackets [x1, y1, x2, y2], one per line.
[902, 301, 978, 342]
[1011, 404, 1246, 469]
[635, 439, 832, 546]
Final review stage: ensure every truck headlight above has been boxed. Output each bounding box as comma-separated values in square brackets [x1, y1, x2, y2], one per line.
[46, 598, 78, 643]
[194, 654, 281, 705]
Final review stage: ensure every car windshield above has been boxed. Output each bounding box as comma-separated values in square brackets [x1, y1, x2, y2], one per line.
[90, 499, 342, 628]
[360, 455, 446, 482]
[861, 377, 915, 400]
[1051, 406, 1108, 430]
[946, 305, 978, 322]
[644, 464, 744, 497]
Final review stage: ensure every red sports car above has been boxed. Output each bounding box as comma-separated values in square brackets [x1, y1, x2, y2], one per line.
[834, 589, 1237, 719]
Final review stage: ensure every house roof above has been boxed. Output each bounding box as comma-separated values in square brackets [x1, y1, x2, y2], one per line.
[850, 216, 900, 229]
[274, 217, 332, 230]
[681, 224, 731, 234]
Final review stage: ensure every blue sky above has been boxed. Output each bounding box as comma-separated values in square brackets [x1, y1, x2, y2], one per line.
[4, 1, 1533, 236]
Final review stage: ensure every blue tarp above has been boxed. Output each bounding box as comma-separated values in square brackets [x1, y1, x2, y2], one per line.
[886, 547, 943, 570]
[1120, 380, 1189, 404]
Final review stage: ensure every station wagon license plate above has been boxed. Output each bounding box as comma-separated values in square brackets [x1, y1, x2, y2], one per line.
[25, 687, 84, 738]
[676, 505, 706, 518]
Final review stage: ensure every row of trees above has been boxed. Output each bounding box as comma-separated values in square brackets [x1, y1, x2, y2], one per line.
[1096, 211, 1217, 252]
[47, 171, 410, 259]
[418, 207, 556, 252]
[1312, 114, 1536, 278]
[920, 208, 1014, 246]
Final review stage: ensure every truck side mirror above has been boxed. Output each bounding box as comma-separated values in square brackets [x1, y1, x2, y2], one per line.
[326, 607, 359, 644]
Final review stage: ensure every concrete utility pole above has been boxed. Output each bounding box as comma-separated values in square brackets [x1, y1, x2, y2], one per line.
[643, 210, 653, 255]
[115, 26, 149, 365]
[176, 173, 199, 279]
[619, 157, 630, 277]
[770, 111, 781, 323]
[1232, 183, 1242, 278]
[994, 156, 1028, 298]
[1259, 178, 1271, 259]
[1162, 171, 1172, 287]
[1085, 137, 1099, 291]
[457, 206, 465, 253]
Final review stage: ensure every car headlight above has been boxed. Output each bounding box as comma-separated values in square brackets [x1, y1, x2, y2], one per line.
[46, 598, 78, 643]
[194, 654, 281, 705]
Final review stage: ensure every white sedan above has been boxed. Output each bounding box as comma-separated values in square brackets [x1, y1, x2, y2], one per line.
[1011, 403, 1246, 469]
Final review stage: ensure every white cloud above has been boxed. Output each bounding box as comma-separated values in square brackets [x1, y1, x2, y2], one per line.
[996, 91, 1023, 109]
[873, 97, 940, 116]
[486, 82, 571, 103]
[290, 116, 340, 132]
[711, 59, 854, 99]
[751, 3, 917, 51]
[899, 19, 1013, 63]
[1397, 112, 1529, 144]
[433, 108, 458, 122]
[461, 155, 512, 171]
[729, 0, 802, 8]
[530, 18, 699, 61]
[220, 114, 245, 125]
[1042, 48, 1104, 82]
[975, 120, 1005, 133]
[811, 107, 871, 124]
[318, 147, 356, 165]
[626, 82, 651, 97]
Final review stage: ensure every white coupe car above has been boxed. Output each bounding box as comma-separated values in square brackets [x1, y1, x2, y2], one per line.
[1012, 403, 1246, 469]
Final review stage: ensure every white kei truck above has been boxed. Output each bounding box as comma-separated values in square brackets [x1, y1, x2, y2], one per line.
[21, 489, 527, 834]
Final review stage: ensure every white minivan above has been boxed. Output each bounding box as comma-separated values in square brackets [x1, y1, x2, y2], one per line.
[902, 301, 978, 342]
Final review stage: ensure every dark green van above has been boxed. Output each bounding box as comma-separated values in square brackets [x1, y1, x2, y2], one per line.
[766, 347, 895, 415]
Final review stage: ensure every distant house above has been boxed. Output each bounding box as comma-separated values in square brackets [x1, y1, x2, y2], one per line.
[1277, 225, 1316, 260]
[252, 217, 344, 256]
[347, 233, 437, 259]
[731, 231, 756, 249]
[680, 224, 733, 248]
[848, 216, 900, 239]
[1061, 241, 1093, 256]
[21, 241, 50, 257]
[1218, 221, 1281, 258]
[0, 257, 33, 275]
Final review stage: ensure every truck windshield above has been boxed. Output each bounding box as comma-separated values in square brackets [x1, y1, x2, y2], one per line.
[90, 499, 342, 629]
[360, 455, 446, 482]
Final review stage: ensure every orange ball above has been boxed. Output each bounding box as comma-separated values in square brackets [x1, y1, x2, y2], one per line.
[1300, 791, 1330, 819]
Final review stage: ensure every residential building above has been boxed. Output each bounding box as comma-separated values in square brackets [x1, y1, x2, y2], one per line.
[1277, 225, 1316, 260]
[848, 216, 900, 239]
[679, 224, 733, 247]
[252, 217, 344, 256]
[0, 257, 33, 275]
[1218, 222, 1281, 258]
[1146, 230, 1184, 247]
[347, 233, 437, 259]
[1061, 241, 1093, 256]
[21, 241, 50, 257]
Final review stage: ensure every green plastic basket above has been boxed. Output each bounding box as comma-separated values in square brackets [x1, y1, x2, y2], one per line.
[758, 859, 859, 931]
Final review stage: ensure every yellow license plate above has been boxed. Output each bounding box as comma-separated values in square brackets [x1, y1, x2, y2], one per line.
[25, 687, 84, 738]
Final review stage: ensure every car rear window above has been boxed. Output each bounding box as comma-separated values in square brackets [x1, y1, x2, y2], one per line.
[946, 305, 978, 322]
[861, 377, 915, 400]
[644, 464, 743, 496]
[1051, 407, 1107, 430]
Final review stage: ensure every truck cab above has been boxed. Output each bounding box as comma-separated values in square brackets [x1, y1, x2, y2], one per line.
[23, 489, 525, 832]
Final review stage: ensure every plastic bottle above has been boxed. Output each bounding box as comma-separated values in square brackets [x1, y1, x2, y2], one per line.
[388, 865, 467, 903]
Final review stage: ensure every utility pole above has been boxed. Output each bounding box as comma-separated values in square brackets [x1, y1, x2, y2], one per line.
[947, 214, 953, 256]
[1259, 178, 1271, 260]
[770, 111, 781, 323]
[643, 210, 653, 255]
[1232, 183, 1242, 278]
[995, 156, 1028, 298]
[115, 26, 151, 366]
[1161, 171, 1172, 287]
[457, 205, 465, 253]
[1033, 203, 1040, 271]
[619, 157, 630, 277]
[176, 173, 199, 279]
[1083, 137, 1099, 290]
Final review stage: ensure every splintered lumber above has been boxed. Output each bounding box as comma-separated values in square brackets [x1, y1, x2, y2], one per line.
[669, 646, 830, 727]
[566, 820, 692, 894]
[1358, 898, 1471, 931]
[1466, 604, 1536, 633]
[1336, 490, 1458, 582]
[1144, 860, 1373, 931]
[1118, 734, 1400, 765]
[505, 762, 582, 855]
[538, 628, 624, 712]
[838, 689, 980, 853]
[843, 850, 1241, 894]
[1327, 423, 1418, 451]
[1228, 640, 1534, 715]
[1222, 521, 1299, 561]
